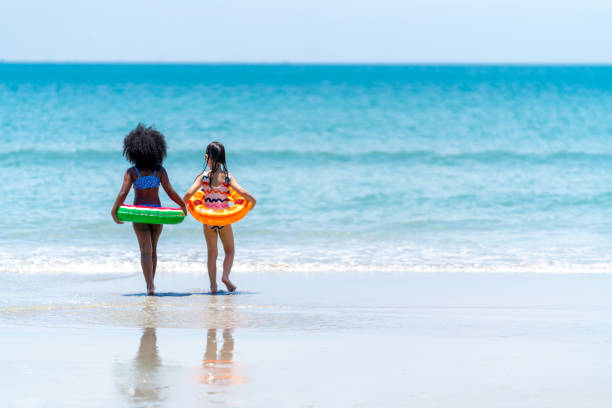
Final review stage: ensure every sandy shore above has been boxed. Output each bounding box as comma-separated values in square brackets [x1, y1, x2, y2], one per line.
[2, 272, 612, 406]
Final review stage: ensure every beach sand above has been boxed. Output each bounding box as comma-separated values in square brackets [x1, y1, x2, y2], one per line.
[2, 272, 612, 407]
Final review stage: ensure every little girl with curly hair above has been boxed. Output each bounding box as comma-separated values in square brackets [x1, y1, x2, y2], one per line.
[111, 124, 186, 295]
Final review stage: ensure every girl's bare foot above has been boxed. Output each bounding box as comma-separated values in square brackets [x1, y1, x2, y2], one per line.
[210, 283, 218, 294]
[147, 285, 155, 296]
[221, 277, 236, 292]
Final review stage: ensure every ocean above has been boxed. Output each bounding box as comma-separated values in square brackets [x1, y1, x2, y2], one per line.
[2, 64, 612, 275]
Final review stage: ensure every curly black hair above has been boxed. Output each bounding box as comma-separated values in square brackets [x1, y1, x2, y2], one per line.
[123, 123, 167, 169]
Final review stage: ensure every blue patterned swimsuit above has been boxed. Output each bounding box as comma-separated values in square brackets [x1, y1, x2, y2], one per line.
[133, 167, 161, 207]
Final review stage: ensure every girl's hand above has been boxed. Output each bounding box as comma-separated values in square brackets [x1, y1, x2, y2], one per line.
[159, 167, 190, 216]
[111, 209, 124, 224]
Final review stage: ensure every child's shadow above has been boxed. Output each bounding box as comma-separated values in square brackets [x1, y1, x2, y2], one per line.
[123, 292, 193, 297]
[192, 290, 257, 296]
[123, 291, 256, 297]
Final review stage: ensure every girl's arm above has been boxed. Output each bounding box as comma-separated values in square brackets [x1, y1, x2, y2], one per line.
[230, 176, 256, 207]
[183, 173, 204, 204]
[160, 167, 187, 214]
[111, 170, 133, 224]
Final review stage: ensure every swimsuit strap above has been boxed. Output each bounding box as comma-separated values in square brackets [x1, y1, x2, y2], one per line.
[203, 171, 216, 186]
[133, 166, 141, 177]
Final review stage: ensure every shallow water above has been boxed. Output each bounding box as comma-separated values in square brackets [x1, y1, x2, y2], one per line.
[3, 64, 612, 274]
[2, 271, 612, 331]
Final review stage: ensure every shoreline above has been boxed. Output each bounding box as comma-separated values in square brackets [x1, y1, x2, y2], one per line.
[3, 271, 612, 406]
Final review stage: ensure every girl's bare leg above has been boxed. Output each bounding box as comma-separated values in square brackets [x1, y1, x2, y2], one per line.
[204, 328, 217, 361]
[218, 225, 236, 292]
[220, 329, 234, 361]
[150, 224, 163, 282]
[203, 225, 219, 294]
[133, 223, 155, 295]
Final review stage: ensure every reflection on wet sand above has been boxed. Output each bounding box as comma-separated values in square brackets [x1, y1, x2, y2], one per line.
[138, 297, 160, 328]
[198, 295, 248, 388]
[114, 296, 248, 406]
[199, 328, 247, 385]
[117, 327, 165, 406]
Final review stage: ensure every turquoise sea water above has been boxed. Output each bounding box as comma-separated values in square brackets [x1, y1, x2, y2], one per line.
[2, 64, 612, 274]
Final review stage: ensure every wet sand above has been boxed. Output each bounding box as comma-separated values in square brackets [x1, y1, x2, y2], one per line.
[2, 272, 612, 406]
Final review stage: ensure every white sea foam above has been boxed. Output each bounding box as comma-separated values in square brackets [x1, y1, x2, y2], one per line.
[3, 237, 612, 276]
[3, 252, 612, 275]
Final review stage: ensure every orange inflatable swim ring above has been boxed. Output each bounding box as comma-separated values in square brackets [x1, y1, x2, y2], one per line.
[188, 187, 253, 226]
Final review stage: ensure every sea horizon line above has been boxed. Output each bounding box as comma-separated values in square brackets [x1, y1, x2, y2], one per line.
[1, 60, 612, 67]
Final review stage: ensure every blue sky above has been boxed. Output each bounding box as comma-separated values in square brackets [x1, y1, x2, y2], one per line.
[1, 0, 610, 63]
